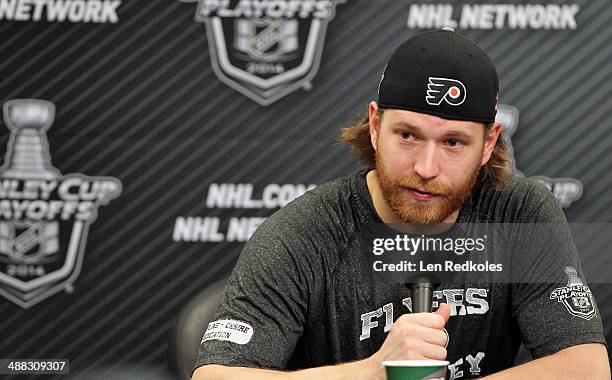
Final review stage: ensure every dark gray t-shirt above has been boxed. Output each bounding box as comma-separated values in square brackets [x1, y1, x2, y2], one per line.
[194, 171, 606, 378]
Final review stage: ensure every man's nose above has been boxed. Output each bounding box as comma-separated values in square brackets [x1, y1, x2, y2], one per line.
[413, 142, 440, 180]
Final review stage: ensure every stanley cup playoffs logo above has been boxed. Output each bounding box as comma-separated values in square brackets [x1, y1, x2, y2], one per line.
[180, 0, 346, 105]
[496, 105, 582, 208]
[550, 267, 596, 321]
[0, 99, 122, 308]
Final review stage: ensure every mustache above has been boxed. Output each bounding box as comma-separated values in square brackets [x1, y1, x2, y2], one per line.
[394, 175, 451, 196]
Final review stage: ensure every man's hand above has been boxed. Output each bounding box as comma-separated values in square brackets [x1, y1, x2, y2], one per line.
[370, 303, 451, 367]
[194, 305, 452, 380]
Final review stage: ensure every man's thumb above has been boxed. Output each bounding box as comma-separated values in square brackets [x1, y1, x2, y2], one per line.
[435, 303, 451, 324]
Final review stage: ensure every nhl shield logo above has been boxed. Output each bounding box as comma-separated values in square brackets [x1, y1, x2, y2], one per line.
[181, 0, 346, 105]
[0, 99, 122, 308]
[549, 266, 596, 320]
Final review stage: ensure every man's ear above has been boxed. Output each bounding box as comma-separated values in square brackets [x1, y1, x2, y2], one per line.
[481, 120, 502, 166]
[369, 101, 380, 151]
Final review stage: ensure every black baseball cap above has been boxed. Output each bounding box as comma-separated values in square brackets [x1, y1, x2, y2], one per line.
[377, 28, 499, 124]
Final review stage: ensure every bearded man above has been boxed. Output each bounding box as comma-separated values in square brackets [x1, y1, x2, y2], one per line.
[192, 29, 609, 379]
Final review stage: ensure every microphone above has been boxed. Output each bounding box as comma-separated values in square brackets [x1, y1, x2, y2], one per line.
[410, 279, 436, 313]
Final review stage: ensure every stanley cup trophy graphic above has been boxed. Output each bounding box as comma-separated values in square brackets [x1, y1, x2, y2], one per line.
[0, 99, 121, 308]
[564, 266, 583, 287]
[564, 266, 592, 310]
[0, 100, 60, 264]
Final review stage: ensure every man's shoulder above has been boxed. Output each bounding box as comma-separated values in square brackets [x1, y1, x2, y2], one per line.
[497, 175, 553, 202]
[239, 173, 367, 270]
[471, 174, 561, 222]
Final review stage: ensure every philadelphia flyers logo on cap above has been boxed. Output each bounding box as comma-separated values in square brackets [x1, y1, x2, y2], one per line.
[426, 77, 467, 106]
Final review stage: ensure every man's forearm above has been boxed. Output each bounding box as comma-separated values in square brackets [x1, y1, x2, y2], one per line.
[193, 357, 383, 380]
[480, 343, 609, 380]
[194, 343, 609, 380]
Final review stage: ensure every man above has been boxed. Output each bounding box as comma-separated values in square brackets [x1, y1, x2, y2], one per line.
[192, 29, 609, 379]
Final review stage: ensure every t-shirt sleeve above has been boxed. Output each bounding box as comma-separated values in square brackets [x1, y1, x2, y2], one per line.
[193, 216, 312, 371]
[511, 183, 607, 359]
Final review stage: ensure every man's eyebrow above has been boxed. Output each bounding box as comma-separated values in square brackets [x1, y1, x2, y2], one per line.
[390, 121, 474, 140]
[443, 130, 473, 141]
[390, 121, 421, 130]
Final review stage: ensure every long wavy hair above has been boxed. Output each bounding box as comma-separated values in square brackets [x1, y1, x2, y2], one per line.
[337, 108, 513, 190]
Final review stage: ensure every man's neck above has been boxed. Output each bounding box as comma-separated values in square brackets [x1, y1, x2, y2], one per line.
[365, 170, 460, 224]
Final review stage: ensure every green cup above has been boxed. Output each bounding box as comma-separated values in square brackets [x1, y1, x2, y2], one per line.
[383, 360, 449, 380]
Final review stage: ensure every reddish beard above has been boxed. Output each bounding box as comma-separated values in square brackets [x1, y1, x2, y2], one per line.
[375, 148, 480, 224]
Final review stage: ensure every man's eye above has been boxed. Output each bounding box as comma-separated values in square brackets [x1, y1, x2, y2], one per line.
[400, 132, 412, 141]
[446, 138, 461, 148]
